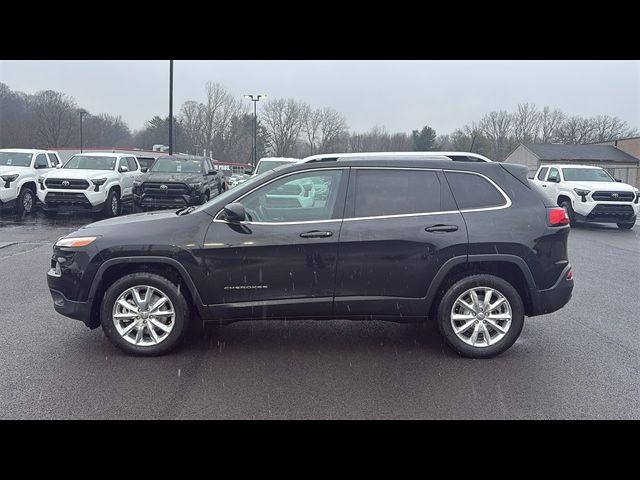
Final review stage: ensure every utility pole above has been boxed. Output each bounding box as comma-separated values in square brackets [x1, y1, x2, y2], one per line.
[169, 60, 174, 155]
[243, 94, 266, 167]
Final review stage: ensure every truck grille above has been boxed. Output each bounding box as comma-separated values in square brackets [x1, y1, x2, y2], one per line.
[45, 192, 92, 207]
[45, 178, 90, 190]
[591, 191, 635, 202]
[589, 204, 635, 217]
[142, 182, 189, 195]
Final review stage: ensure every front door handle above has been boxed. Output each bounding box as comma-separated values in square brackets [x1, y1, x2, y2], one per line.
[541, 184, 547, 187]
[300, 230, 333, 238]
[425, 224, 459, 233]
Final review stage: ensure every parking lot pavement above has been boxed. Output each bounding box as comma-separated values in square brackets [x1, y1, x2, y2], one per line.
[1, 209, 639, 419]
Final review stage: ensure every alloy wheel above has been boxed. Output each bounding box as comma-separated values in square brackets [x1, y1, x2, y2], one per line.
[450, 287, 512, 348]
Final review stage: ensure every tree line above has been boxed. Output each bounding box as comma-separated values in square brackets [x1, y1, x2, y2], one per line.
[1, 81, 637, 163]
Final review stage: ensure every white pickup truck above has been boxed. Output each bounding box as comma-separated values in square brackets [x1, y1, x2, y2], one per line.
[0, 149, 62, 214]
[37, 152, 141, 217]
[531, 164, 639, 229]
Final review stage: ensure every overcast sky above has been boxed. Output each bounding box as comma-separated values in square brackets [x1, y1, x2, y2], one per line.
[1, 60, 638, 134]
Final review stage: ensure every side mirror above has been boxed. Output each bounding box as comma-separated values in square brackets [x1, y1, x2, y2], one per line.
[55, 164, 63, 169]
[207, 170, 217, 176]
[222, 203, 245, 222]
[244, 169, 253, 175]
[119, 165, 129, 173]
[615, 178, 622, 183]
[140, 167, 149, 173]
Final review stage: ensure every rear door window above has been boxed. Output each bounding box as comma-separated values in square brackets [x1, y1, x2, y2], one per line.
[350, 169, 442, 218]
[444, 171, 507, 210]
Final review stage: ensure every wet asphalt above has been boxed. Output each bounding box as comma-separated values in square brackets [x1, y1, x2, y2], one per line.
[0, 206, 639, 419]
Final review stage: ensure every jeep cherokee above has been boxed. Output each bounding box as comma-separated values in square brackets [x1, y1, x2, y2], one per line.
[47, 153, 573, 358]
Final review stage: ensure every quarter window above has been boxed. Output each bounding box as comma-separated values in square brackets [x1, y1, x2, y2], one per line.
[351, 169, 441, 218]
[537, 167, 549, 181]
[237, 170, 344, 223]
[445, 171, 507, 210]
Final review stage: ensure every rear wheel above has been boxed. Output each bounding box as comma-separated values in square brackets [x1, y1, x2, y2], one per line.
[560, 200, 576, 226]
[103, 189, 120, 217]
[616, 221, 635, 230]
[16, 187, 35, 215]
[436, 274, 525, 358]
[100, 272, 190, 356]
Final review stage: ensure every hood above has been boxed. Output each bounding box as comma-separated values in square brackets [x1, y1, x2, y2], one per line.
[44, 169, 115, 180]
[140, 172, 205, 184]
[77, 210, 179, 232]
[0, 165, 29, 176]
[563, 180, 636, 192]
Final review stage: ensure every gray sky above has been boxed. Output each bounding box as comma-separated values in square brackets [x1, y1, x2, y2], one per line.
[1, 60, 638, 134]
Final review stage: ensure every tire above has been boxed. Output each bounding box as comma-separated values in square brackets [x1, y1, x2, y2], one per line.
[16, 187, 35, 215]
[560, 200, 576, 226]
[616, 221, 635, 230]
[100, 272, 190, 356]
[200, 191, 210, 205]
[103, 189, 120, 217]
[436, 274, 525, 359]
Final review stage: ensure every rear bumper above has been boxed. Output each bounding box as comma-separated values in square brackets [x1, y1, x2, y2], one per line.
[528, 264, 573, 316]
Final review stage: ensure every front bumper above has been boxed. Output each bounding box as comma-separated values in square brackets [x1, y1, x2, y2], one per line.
[0, 186, 19, 205]
[38, 188, 107, 212]
[48, 287, 93, 326]
[573, 199, 639, 223]
[134, 192, 202, 209]
[528, 264, 574, 316]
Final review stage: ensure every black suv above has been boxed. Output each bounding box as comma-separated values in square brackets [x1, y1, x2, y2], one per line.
[47, 154, 573, 358]
[133, 155, 223, 210]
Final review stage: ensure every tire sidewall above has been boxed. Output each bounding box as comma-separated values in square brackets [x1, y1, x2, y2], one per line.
[104, 189, 120, 217]
[560, 200, 576, 226]
[17, 187, 34, 214]
[100, 272, 190, 356]
[437, 274, 525, 359]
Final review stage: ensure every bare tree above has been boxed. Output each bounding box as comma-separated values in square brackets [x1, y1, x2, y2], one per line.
[557, 116, 598, 144]
[30, 90, 77, 147]
[260, 98, 309, 157]
[539, 106, 565, 143]
[513, 103, 541, 143]
[591, 115, 638, 143]
[302, 107, 322, 155]
[317, 107, 349, 153]
[481, 110, 514, 161]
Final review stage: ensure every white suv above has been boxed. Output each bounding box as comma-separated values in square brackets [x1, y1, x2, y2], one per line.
[38, 152, 141, 217]
[0, 149, 62, 214]
[531, 164, 639, 229]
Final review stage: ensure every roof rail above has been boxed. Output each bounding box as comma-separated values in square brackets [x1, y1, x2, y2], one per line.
[300, 151, 493, 163]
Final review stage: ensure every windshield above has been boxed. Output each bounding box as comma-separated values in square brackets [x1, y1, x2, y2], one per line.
[562, 168, 614, 182]
[64, 155, 117, 170]
[0, 152, 32, 167]
[255, 160, 293, 175]
[151, 157, 204, 174]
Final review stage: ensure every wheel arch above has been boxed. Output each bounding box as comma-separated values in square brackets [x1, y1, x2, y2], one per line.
[86, 257, 204, 328]
[425, 255, 536, 318]
[557, 193, 573, 207]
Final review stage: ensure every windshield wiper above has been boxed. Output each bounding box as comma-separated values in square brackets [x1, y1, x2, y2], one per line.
[176, 206, 197, 216]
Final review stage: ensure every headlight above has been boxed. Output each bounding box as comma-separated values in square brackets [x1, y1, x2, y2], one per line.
[189, 182, 203, 190]
[1, 174, 18, 187]
[133, 181, 141, 187]
[37, 175, 46, 189]
[573, 188, 590, 202]
[635, 189, 640, 203]
[55, 236, 97, 248]
[91, 177, 107, 192]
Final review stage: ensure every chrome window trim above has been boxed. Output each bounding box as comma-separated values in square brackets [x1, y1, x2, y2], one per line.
[212, 166, 511, 226]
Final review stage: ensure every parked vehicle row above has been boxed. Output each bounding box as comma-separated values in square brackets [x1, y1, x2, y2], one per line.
[531, 164, 639, 229]
[1, 149, 254, 216]
[47, 152, 574, 358]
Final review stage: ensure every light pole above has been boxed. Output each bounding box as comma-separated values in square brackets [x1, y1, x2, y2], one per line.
[243, 94, 266, 167]
[169, 60, 174, 155]
[79, 110, 87, 153]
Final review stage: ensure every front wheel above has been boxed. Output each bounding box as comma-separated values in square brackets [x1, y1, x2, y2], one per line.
[616, 221, 635, 230]
[100, 272, 190, 356]
[436, 274, 525, 358]
[560, 200, 576, 226]
[16, 187, 35, 215]
[103, 189, 120, 217]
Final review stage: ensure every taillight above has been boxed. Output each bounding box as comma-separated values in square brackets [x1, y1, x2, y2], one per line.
[566, 270, 574, 280]
[549, 207, 570, 226]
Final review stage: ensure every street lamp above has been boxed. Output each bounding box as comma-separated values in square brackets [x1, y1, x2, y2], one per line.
[79, 110, 88, 153]
[169, 60, 174, 155]
[243, 94, 266, 167]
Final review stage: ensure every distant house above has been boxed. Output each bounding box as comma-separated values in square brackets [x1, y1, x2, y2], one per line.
[504, 142, 640, 187]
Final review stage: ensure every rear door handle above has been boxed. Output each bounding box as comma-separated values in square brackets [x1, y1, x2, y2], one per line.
[425, 224, 459, 233]
[300, 230, 333, 238]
